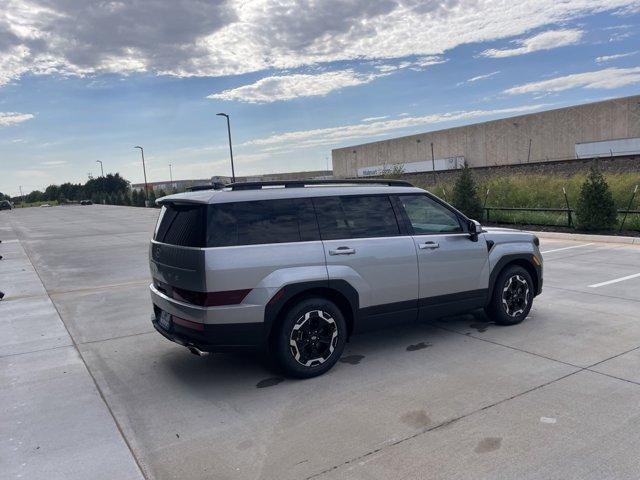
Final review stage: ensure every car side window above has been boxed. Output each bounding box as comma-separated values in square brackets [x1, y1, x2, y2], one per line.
[207, 198, 319, 247]
[399, 194, 462, 234]
[313, 195, 400, 240]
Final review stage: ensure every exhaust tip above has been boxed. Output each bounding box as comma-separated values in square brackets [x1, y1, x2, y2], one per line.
[187, 345, 209, 357]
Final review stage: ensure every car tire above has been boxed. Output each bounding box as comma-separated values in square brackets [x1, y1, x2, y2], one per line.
[273, 297, 347, 378]
[485, 265, 534, 326]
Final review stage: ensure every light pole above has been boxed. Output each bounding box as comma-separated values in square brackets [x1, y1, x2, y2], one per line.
[169, 163, 173, 186]
[96, 160, 104, 177]
[216, 113, 235, 183]
[134, 146, 149, 203]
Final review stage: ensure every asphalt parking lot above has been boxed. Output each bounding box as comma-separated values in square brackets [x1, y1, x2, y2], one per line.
[2, 205, 640, 480]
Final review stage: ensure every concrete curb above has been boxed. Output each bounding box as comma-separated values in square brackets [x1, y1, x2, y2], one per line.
[529, 230, 640, 245]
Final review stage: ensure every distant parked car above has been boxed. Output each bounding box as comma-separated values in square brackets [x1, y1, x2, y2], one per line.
[0, 200, 13, 210]
[80, 200, 93, 205]
[40, 203, 52, 207]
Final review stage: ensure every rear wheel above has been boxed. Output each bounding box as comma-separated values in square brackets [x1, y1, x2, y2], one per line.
[273, 297, 346, 378]
[485, 265, 534, 325]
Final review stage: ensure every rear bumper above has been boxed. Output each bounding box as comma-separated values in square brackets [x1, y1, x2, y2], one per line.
[151, 311, 265, 351]
[149, 283, 266, 350]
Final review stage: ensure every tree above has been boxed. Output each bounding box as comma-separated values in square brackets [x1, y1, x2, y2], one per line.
[451, 163, 484, 220]
[148, 189, 157, 207]
[25, 190, 44, 203]
[123, 191, 131, 206]
[131, 190, 139, 207]
[575, 164, 617, 231]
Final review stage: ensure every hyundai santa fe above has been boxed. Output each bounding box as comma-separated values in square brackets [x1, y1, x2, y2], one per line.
[149, 179, 543, 378]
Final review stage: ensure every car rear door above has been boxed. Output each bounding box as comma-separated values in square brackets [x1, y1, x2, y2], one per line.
[313, 194, 419, 331]
[393, 193, 490, 320]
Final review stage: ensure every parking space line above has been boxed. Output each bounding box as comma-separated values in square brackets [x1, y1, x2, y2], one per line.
[589, 273, 640, 288]
[541, 243, 594, 254]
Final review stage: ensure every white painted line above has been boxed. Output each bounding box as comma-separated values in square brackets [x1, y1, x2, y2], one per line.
[541, 243, 594, 254]
[589, 273, 640, 288]
[1, 239, 19, 244]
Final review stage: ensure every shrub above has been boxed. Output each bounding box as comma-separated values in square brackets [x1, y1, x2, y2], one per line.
[451, 164, 484, 220]
[381, 163, 405, 179]
[575, 164, 618, 231]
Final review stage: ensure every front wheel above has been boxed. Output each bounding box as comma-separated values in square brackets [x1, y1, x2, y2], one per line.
[485, 265, 534, 325]
[273, 297, 347, 378]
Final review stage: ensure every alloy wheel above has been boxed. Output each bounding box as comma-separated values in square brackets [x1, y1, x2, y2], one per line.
[501, 274, 530, 317]
[289, 310, 339, 367]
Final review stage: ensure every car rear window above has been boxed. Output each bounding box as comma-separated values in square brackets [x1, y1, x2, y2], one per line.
[206, 198, 320, 247]
[154, 204, 206, 247]
[313, 195, 400, 240]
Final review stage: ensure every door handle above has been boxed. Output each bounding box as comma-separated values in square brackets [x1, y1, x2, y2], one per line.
[419, 241, 439, 249]
[329, 246, 356, 255]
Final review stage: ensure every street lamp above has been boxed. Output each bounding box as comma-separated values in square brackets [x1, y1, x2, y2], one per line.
[96, 160, 104, 177]
[134, 146, 149, 204]
[134, 146, 148, 191]
[216, 113, 236, 183]
[169, 163, 173, 185]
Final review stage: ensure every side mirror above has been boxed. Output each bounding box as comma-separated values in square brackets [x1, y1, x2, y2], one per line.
[468, 219, 481, 241]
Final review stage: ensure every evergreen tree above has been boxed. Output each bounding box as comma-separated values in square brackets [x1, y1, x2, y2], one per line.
[131, 190, 139, 207]
[148, 189, 157, 207]
[575, 164, 617, 231]
[137, 191, 147, 207]
[451, 163, 484, 220]
[123, 191, 131, 206]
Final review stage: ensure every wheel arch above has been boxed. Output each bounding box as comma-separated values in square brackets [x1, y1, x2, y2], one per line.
[264, 280, 359, 346]
[488, 254, 541, 301]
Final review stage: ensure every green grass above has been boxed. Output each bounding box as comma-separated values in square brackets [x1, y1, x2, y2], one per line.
[419, 172, 640, 232]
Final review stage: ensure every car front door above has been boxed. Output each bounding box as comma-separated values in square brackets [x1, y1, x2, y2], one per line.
[394, 193, 490, 320]
[313, 195, 419, 331]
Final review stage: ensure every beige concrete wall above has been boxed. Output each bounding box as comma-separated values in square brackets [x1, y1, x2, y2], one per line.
[332, 95, 640, 177]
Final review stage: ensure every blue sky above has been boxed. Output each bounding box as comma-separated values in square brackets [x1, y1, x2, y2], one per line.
[1, 0, 640, 196]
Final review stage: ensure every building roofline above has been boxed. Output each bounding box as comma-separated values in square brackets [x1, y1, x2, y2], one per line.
[332, 94, 640, 152]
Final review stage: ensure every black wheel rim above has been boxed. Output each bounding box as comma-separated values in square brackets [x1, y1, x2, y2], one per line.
[501, 274, 530, 317]
[289, 310, 338, 367]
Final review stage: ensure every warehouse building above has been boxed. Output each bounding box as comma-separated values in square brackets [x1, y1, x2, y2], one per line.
[332, 95, 640, 178]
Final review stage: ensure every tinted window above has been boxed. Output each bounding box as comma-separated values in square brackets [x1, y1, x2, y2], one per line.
[207, 198, 319, 247]
[314, 195, 400, 240]
[399, 194, 462, 234]
[154, 204, 206, 247]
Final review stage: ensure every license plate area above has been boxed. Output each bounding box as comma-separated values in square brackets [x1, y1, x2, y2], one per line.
[158, 310, 172, 331]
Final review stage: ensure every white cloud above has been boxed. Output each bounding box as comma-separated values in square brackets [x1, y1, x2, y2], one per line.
[362, 115, 389, 122]
[0, 112, 34, 126]
[1, 0, 638, 85]
[374, 55, 445, 72]
[468, 71, 501, 82]
[505, 67, 640, 94]
[481, 29, 583, 58]
[207, 70, 379, 103]
[41, 160, 68, 166]
[596, 51, 638, 63]
[458, 70, 501, 85]
[243, 104, 548, 151]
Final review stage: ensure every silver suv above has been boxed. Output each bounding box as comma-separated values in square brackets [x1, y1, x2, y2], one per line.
[149, 179, 542, 378]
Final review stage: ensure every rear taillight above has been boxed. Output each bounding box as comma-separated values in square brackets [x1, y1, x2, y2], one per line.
[173, 287, 251, 307]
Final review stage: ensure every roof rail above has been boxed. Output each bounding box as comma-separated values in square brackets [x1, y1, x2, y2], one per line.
[225, 178, 414, 190]
[186, 182, 226, 192]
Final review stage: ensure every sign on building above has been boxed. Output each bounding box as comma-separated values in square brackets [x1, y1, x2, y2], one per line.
[357, 156, 465, 177]
[575, 137, 640, 158]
